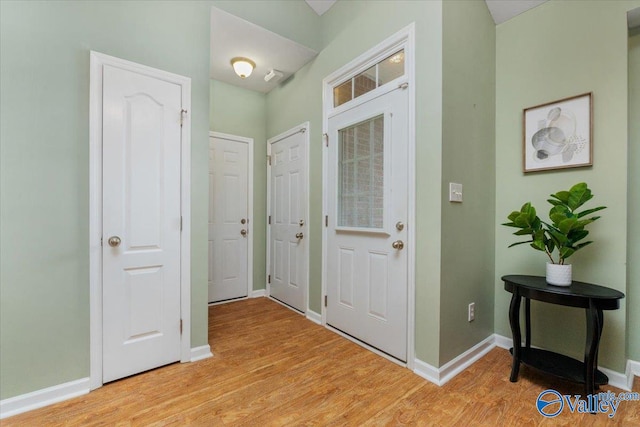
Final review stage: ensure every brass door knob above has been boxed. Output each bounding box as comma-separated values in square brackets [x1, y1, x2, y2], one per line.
[391, 240, 404, 250]
[108, 236, 121, 247]
[240, 229, 247, 237]
[296, 232, 304, 240]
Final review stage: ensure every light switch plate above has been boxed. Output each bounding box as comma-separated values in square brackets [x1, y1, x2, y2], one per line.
[449, 182, 463, 203]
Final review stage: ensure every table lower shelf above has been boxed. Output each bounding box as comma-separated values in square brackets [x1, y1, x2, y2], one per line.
[510, 347, 609, 386]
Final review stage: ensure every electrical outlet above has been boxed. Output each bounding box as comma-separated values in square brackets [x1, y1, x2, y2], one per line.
[449, 182, 463, 203]
[468, 302, 475, 322]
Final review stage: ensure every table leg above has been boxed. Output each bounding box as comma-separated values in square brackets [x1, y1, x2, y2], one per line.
[584, 299, 601, 399]
[509, 290, 522, 382]
[525, 298, 531, 348]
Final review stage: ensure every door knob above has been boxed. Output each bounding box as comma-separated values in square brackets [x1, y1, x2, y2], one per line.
[395, 221, 405, 231]
[391, 240, 404, 250]
[299, 219, 305, 227]
[108, 236, 121, 247]
[296, 232, 304, 240]
[241, 218, 246, 224]
[240, 229, 247, 237]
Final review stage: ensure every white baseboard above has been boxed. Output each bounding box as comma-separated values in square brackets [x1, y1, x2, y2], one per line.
[190, 345, 213, 362]
[414, 335, 495, 386]
[0, 377, 90, 420]
[626, 359, 640, 390]
[493, 333, 633, 392]
[251, 289, 266, 298]
[306, 309, 322, 325]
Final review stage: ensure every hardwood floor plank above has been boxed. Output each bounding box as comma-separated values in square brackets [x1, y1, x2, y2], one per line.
[3, 298, 638, 426]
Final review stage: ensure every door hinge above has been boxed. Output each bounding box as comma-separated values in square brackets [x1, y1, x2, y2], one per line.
[325, 215, 328, 227]
[268, 274, 271, 284]
[180, 216, 183, 231]
[180, 109, 188, 127]
[268, 215, 271, 225]
[324, 295, 328, 307]
[267, 155, 272, 166]
[101, 236, 103, 246]
[180, 319, 183, 334]
[323, 133, 328, 147]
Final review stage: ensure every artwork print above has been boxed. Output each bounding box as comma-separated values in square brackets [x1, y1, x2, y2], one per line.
[523, 93, 592, 173]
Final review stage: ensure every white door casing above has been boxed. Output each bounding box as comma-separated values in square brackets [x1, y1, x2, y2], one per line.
[267, 123, 310, 313]
[326, 88, 408, 362]
[321, 24, 415, 367]
[208, 132, 253, 303]
[89, 52, 191, 389]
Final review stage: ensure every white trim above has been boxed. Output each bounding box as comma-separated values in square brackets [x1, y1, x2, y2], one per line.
[493, 334, 633, 391]
[89, 51, 192, 390]
[306, 309, 322, 325]
[265, 122, 311, 313]
[209, 131, 254, 301]
[413, 335, 495, 386]
[251, 289, 266, 298]
[626, 359, 640, 390]
[190, 345, 213, 362]
[321, 23, 416, 369]
[493, 333, 512, 350]
[0, 378, 90, 420]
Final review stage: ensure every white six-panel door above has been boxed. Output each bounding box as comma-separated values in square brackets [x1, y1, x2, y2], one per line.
[326, 88, 409, 362]
[268, 125, 309, 313]
[102, 64, 182, 382]
[208, 134, 250, 303]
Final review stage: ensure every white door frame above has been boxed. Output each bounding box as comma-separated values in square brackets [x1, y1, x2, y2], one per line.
[208, 131, 254, 302]
[266, 122, 311, 314]
[321, 24, 416, 369]
[89, 51, 191, 390]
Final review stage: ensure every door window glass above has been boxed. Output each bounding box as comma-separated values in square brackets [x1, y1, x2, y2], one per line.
[338, 115, 384, 228]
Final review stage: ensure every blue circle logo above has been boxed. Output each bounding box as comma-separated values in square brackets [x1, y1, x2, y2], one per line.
[536, 389, 564, 418]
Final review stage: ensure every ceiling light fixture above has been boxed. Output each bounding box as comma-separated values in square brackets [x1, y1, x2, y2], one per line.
[231, 57, 255, 79]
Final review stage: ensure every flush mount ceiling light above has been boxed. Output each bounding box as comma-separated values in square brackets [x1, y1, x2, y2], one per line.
[231, 57, 256, 79]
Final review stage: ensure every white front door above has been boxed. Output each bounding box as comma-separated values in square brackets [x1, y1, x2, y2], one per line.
[208, 134, 250, 303]
[326, 88, 408, 362]
[102, 64, 182, 382]
[268, 125, 309, 313]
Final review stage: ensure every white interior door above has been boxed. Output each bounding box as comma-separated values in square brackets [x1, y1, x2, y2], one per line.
[208, 134, 250, 303]
[102, 64, 182, 382]
[268, 126, 309, 313]
[326, 88, 408, 362]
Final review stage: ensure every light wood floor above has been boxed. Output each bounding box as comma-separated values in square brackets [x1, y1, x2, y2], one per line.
[4, 297, 639, 426]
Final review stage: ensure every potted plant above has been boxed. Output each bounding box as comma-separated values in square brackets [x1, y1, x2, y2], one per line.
[502, 182, 606, 286]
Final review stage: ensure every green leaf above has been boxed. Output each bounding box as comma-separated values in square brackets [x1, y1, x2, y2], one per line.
[514, 229, 533, 236]
[576, 206, 606, 218]
[559, 246, 575, 259]
[574, 241, 593, 250]
[558, 217, 577, 234]
[567, 229, 588, 243]
[567, 182, 593, 210]
[551, 190, 571, 204]
[530, 241, 546, 251]
[508, 241, 532, 248]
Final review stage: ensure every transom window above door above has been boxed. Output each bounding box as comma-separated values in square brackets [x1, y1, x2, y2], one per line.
[333, 49, 405, 108]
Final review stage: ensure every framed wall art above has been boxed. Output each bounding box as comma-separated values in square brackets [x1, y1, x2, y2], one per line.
[522, 92, 592, 173]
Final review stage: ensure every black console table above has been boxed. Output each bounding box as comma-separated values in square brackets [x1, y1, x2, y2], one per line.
[502, 275, 624, 397]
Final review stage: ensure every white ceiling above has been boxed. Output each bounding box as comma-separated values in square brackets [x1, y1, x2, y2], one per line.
[485, 0, 548, 25]
[305, 0, 337, 16]
[211, 0, 556, 94]
[210, 7, 317, 94]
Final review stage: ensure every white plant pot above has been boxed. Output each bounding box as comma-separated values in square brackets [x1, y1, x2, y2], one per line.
[546, 263, 572, 286]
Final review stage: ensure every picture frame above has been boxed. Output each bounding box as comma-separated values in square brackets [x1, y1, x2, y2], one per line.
[522, 92, 592, 173]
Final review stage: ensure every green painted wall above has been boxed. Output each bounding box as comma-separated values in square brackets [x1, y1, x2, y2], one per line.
[264, 0, 444, 366]
[495, 1, 639, 372]
[0, 0, 211, 399]
[439, 0, 496, 365]
[209, 79, 267, 291]
[628, 25, 640, 362]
